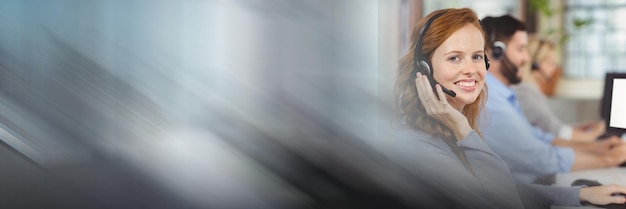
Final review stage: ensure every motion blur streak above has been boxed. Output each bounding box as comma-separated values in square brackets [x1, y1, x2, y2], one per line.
[0, 0, 426, 208]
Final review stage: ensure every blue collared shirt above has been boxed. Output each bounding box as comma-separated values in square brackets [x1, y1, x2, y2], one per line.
[480, 73, 574, 183]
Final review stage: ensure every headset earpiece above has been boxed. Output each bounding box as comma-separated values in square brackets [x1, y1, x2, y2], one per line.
[412, 11, 456, 97]
[414, 12, 445, 78]
[491, 41, 506, 60]
[531, 61, 540, 70]
[416, 60, 432, 75]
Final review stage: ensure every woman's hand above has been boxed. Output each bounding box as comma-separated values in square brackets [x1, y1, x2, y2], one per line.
[572, 120, 606, 142]
[584, 137, 622, 155]
[415, 72, 471, 141]
[603, 143, 626, 167]
[578, 120, 606, 134]
[580, 184, 626, 205]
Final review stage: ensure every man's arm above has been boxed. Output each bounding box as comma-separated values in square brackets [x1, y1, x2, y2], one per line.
[571, 143, 626, 170]
[481, 108, 574, 182]
[553, 137, 626, 170]
[552, 136, 620, 155]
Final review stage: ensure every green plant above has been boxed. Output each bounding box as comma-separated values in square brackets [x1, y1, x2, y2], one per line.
[529, 0, 592, 45]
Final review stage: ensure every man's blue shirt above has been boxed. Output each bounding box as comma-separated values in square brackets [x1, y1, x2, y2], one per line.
[480, 73, 574, 183]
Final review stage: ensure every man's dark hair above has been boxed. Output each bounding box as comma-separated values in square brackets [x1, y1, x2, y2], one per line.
[481, 15, 527, 44]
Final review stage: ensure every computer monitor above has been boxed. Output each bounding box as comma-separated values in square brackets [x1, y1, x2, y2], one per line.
[600, 72, 626, 136]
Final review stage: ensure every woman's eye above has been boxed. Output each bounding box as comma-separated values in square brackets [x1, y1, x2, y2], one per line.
[473, 54, 484, 60]
[448, 56, 461, 62]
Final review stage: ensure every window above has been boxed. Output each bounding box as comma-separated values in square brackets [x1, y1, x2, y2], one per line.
[564, 0, 626, 78]
[423, 0, 520, 19]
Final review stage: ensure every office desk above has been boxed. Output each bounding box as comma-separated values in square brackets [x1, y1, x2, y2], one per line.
[552, 168, 626, 209]
[555, 167, 626, 186]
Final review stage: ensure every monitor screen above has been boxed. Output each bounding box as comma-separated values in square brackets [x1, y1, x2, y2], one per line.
[602, 73, 626, 134]
[609, 78, 626, 129]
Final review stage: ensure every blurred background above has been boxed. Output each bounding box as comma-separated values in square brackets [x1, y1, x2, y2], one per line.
[0, 0, 621, 208]
[0, 0, 394, 208]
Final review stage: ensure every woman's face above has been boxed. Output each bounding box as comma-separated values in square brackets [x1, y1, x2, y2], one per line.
[430, 24, 487, 111]
[538, 50, 558, 75]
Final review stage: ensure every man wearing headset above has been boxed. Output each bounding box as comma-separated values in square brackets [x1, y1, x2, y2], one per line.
[479, 15, 626, 183]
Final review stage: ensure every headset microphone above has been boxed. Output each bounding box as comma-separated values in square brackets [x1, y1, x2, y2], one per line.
[530, 40, 552, 81]
[440, 83, 457, 97]
[531, 40, 545, 71]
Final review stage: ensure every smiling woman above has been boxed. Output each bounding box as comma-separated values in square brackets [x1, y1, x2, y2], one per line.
[391, 7, 626, 208]
[429, 24, 487, 111]
[396, 8, 488, 142]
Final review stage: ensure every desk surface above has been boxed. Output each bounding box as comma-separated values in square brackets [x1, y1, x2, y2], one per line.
[556, 167, 626, 187]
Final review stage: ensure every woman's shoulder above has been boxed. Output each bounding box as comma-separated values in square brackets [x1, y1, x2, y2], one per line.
[389, 127, 452, 155]
[512, 82, 544, 97]
[392, 127, 437, 143]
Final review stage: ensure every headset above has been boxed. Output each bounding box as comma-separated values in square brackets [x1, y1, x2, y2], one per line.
[531, 40, 546, 70]
[530, 39, 552, 81]
[486, 23, 524, 84]
[414, 11, 490, 98]
[489, 27, 507, 60]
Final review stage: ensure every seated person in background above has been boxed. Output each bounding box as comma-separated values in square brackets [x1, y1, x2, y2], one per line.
[480, 15, 626, 184]
[391, 8, 626, 209]
[512, 36, 605, 142]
